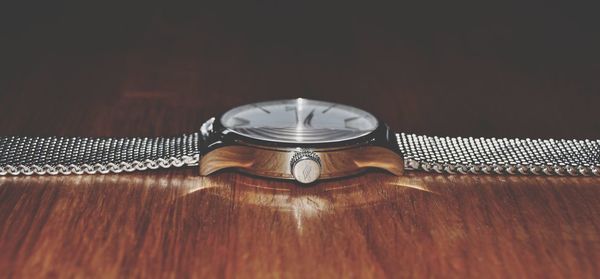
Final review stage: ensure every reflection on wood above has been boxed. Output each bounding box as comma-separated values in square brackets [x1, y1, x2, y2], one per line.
[1, 172, 600, 277]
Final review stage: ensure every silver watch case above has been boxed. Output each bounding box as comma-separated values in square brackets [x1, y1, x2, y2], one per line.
[198, 113, 404, 182]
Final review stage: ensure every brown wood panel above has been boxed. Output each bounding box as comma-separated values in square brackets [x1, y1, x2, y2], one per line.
[1, 4, 600, 278]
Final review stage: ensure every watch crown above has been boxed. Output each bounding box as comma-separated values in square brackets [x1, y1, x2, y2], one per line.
[290, 150, 321, 184]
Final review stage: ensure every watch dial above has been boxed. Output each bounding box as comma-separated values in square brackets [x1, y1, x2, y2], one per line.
[220, 98, 378, 144]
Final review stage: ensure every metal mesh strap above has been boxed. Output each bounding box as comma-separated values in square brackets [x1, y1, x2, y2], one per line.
[2, 130, 599, 177]
[0, 133, 201, 175]
[397, 133, 600, 176]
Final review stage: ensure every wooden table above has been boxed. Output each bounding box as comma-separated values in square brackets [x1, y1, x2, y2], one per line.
[1, 4, 599, 278]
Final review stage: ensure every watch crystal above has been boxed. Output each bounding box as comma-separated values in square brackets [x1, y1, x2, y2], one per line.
[220, 98, 378, 143]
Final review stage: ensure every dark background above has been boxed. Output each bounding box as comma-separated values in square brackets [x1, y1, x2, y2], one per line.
[1, 3, 599, 138]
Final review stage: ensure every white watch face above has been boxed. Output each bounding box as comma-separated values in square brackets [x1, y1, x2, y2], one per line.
[220, 98, 379, 144]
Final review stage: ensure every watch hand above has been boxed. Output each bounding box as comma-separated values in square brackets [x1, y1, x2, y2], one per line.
[303, 109, 315, 127]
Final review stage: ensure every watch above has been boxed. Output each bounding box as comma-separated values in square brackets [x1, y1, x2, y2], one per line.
[1, 98, 599, 183]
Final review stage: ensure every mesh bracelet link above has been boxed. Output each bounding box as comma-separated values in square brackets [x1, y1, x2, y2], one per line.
[397, 133, 600, 176]
[1, 131, 599, 177]
[0, 133, 201, 176]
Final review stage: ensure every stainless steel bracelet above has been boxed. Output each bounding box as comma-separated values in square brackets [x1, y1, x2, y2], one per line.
[0, 133, 200, 175]
[397, 133, 600, 176]
[1, 131, 599, 176]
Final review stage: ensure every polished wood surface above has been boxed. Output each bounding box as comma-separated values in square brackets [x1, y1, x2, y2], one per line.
[1, 4, 600, 278]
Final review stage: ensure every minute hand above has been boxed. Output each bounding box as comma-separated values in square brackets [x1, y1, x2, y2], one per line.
[302, 109, 315, 127]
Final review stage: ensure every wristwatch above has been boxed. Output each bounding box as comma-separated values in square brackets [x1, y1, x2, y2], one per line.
[1, 98, 599, 183]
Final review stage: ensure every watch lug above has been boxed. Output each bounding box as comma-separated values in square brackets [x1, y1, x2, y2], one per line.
[351, 146, 404, 176]
[199, 146, 257, 176]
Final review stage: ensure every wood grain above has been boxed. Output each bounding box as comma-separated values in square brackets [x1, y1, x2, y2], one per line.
[1, 4, 600, 278]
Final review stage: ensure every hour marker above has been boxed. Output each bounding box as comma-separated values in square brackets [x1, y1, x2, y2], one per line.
[251, 104, 271, 114]
[231, 117, 250, 127]
[321, 104, 336, 113]
[344, 117, 359, 123]
[285, 106, 299, 124]
[344, 117, 360, 129]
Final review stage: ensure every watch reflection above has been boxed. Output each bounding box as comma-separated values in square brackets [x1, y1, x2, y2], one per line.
[183, 172, 434, 232]
[3, 171, 596, 236]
